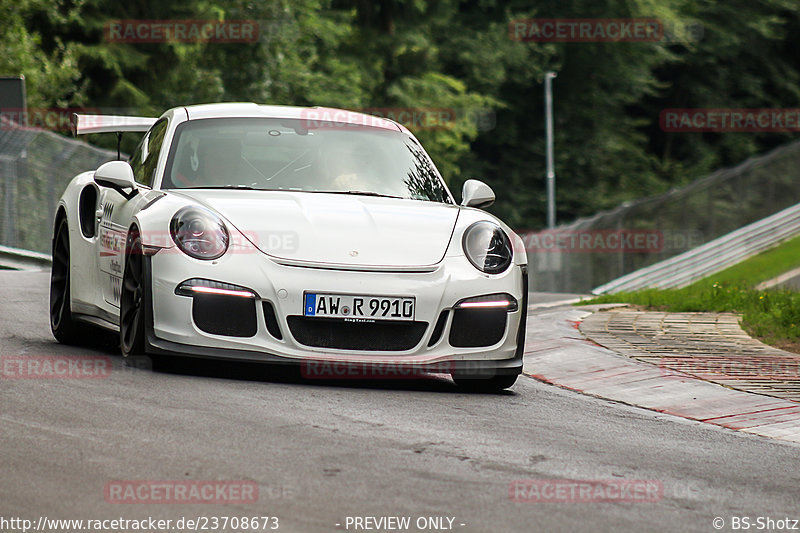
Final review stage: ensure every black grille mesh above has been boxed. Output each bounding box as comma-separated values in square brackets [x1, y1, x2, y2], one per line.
[287, 316, 427, 351]
[449, 308, 507, 347]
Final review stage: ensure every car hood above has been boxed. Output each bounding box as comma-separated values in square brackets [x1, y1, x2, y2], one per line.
[173, 190, 460, 267]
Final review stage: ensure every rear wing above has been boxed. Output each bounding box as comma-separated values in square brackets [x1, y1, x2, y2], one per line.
[72, 113, 157, 159]
[71, 113, 157, 136]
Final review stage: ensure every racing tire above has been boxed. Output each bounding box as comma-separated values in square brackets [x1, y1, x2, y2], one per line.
[120, 228, 146, 357]
[50, 217, 82, 344]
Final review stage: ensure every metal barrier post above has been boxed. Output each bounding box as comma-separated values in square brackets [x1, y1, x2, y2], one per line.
[1, 156, 18, 248]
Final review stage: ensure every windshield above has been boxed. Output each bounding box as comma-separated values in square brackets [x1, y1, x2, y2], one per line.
[162, 117, 453, 203]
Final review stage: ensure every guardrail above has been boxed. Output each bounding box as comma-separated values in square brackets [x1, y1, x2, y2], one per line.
[527, 137, 800, 293]
[0, 245, 52, 271]
[592, 202, 800, 294]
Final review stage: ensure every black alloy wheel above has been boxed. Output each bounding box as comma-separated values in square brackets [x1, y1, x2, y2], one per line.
[120, 228, 146, 356]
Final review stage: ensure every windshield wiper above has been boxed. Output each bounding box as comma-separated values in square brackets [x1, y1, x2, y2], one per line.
[320, 190, 404, 199]
[180, 185, 262, 190]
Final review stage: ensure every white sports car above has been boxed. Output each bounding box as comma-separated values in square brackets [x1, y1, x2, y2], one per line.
[51, 103, 528, 391]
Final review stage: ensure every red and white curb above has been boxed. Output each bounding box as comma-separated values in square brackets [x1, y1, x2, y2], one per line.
[522, 305, 800, 444]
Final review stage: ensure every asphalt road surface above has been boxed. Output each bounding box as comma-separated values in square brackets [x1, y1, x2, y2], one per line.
[1, 271, 798, 533]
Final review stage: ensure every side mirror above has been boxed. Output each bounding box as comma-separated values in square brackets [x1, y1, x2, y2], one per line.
[461, 179, 495, 209]
[94, 161, 137, 198]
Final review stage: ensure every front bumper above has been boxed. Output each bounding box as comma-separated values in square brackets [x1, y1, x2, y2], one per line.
[143, 246, 527, 376]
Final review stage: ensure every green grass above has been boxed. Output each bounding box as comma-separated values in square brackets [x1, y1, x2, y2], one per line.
[688, 234, 800, 289]
[581, 235, 800, 347]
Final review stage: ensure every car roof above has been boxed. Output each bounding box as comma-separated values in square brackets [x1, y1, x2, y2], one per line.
[179, 103, 412, 135]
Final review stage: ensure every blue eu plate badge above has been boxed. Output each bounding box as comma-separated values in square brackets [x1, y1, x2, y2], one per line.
[304, 293, 316, 316]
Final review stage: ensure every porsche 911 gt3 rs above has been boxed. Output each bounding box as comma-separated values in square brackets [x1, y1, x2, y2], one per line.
[50, 103, 528, 391]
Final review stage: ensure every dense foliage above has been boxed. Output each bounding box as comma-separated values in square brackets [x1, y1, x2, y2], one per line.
[3, 0, 800, 229]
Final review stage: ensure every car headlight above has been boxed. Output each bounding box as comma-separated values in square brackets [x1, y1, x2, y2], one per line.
[170, 206, 229, 260]
[462, 221, 513, 274]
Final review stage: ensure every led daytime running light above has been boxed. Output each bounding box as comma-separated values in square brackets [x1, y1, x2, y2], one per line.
[190, 285, 256, 298]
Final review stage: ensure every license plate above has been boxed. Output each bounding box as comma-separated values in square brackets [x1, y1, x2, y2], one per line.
[303, 293, 415, 321]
